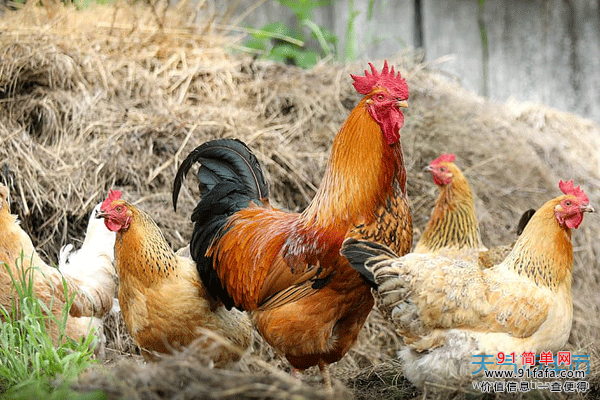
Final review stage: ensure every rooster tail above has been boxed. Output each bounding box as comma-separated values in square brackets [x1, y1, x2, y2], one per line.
[340, 238, 399, 288]
[173, 139, 269, 211]
[516, 208, 536, 236]
[172, 139, 269, 309]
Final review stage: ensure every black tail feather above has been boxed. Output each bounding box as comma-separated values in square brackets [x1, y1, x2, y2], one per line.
[173, 138, 269, 211]
[516, 208, 536, 236]
[340, 238, 399, 288]
[172, 139, 270, 310]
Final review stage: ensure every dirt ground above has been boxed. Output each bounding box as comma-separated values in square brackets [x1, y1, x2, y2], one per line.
[0, 2, 598, 399]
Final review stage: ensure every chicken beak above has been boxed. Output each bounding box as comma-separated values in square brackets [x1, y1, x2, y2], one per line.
[423, 165, 433, 172]
[581, 204, 595, 213]
[95, 209, 107, 219]
[397, 100, 409, 109]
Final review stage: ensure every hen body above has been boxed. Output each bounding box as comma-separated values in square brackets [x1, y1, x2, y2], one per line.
[173, 62, 411, 383]
[0, 185, 115, 349]
[99, 193, 252, 365]
[60, 203, 115, 270]
[342, 181, 593, 387]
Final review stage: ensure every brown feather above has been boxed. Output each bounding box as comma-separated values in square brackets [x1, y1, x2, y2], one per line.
[347, 180, 413, 256]
[207, 92, 407, 371]
[414, 160, 485, 259]
[113, 201, 252, 365]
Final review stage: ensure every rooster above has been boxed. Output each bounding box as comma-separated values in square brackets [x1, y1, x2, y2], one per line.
[172, 61, 411, 386]
[341, 180, 593, 387]
[97, 190, 252, 365]
[0, 184, 115, 349]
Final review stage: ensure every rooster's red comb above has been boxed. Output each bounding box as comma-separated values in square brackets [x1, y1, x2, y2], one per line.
[351, 60, 409, 99]
[101, 189, 122, 210]
[430, 153, 456, 166]
[559, 180, 589, 204]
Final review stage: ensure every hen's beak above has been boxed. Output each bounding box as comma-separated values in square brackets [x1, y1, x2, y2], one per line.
[581, 204, 595, 213]
[423, 165, 433, 172]
[95, 209, 107, 219]
[397, 100, 409, 108]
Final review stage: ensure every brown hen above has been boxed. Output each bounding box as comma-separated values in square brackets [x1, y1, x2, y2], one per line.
[98, 190, 252, 365]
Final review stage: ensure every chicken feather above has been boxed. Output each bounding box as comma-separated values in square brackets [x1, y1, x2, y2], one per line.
[0, 185, 115, 350]
[416, 154, 536, 268]
[173, 61, 412, 385]
[414, 154, 487, 263]
[341, 181, 593, 387]
[98, 192, 252, 365]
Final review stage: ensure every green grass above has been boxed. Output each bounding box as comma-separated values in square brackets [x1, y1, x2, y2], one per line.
[0, 255, 103, 399]
[242, 0, 337, 69]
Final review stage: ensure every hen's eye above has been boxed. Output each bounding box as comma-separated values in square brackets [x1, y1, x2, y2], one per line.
[377, 94, 384, 100]
[565, 200, 572, 206]
[440, 167, 446, 172]
[116, 206, 124, 212]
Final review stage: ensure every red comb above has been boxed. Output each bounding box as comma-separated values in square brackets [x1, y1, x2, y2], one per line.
[101, 189, 122, 210]
[351, 60, 409, 99]
[559, 180, 589, 204]
[430, 153, 456, 166]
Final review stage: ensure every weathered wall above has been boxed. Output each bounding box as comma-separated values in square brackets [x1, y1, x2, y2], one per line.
[235, 0, 600, 124]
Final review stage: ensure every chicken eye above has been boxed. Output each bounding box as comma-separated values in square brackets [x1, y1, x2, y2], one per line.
[564, 200, 572, 206]
[115, 206, 124, 212]
[377, 94, 384, 101]
[440, 167, 446, 172]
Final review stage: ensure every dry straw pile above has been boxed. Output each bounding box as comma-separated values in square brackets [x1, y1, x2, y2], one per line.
[0, 1, 598, 398]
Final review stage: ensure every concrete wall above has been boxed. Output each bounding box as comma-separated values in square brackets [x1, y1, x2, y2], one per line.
[233, 0, 600, 124]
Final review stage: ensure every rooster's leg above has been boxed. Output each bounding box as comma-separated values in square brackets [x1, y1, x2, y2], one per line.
[318, 360, 332, 389]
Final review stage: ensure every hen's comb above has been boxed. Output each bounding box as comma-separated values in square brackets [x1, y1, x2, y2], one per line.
[351, 60, 409, 99]
[430, 153, 456, 166]
[559, 180, 589, 204]
[101, 189, 122, 210]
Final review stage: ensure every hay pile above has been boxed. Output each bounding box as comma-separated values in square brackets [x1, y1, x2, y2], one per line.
[73, 341, 353, 400]
[0, 2, 598, 399]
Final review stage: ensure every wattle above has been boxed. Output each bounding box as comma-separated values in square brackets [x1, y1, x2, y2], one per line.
[368, 105, 404, 145]
[104, 219, 122, 232]
[565, 213, 583, 229]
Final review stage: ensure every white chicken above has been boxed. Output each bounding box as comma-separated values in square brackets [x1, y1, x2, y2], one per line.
[58, 201, 118, 352]
[58, 201, 117, 314]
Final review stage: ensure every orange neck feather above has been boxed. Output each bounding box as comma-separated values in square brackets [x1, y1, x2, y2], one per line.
[506, 198, 573, 290]
[115, 205, 177, 286]
[296, 97, 404, 252]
